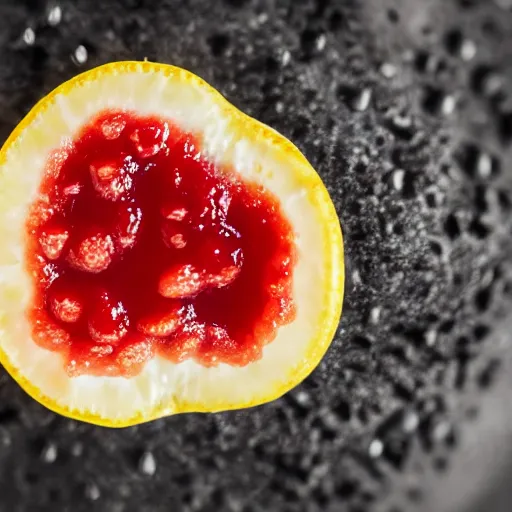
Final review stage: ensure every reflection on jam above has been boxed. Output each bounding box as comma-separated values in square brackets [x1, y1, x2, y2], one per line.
[26, 110, 297, 377]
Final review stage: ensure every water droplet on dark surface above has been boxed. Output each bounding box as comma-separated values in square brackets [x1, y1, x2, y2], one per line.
[300, 29, 326, 60]
[471, 65, 505, 99]
[23, 27, 35, 46]
[73, 45, 88, 65]
[421, 86, 456, 116]
[47, 5, 62, 26]
[338, 85, 372, 112]
[85, 482, 101, 501]
[444, 29, 476, 61]
[369, 439, 384, 458]
[139, 451, 157, 475]
[380, 62, 397, 78]
[71, 442, 83, 457]
[403, 411, 420, 433]
[391, 169, 405, 191]
[460, 39, 477, 61]
[455, 143, 498, 179]
[41, 442, 57, 463]
[368, 306, 381, 325]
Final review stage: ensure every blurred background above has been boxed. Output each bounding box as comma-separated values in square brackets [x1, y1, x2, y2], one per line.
[0, 0, 512, 511]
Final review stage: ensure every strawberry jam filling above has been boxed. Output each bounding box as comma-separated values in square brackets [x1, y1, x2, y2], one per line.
[25, 110, 297, 377]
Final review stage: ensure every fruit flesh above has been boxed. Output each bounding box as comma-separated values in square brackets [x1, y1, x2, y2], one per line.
[26, 110, 297, 377]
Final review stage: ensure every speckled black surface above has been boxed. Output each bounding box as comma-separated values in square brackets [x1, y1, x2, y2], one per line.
[0, 0, 512, 511]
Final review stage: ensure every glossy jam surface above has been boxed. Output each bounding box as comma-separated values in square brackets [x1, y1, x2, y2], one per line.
[26, 110, 296, 377]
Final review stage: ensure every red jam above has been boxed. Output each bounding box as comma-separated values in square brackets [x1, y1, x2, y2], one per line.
[25, 110, 297, 377]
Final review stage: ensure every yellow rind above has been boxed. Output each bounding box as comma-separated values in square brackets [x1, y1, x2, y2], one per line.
[0, 61, 344, 427]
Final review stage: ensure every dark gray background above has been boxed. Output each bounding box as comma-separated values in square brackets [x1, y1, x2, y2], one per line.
[0, 0, 512, 511]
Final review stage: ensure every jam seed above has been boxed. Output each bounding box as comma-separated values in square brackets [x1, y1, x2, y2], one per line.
[39, 224, 70, 260]
[116, 337, 154, 377]
[101, 116, 127, 140]
[137, 304, 182, 337]
[161, 206, 188, 221]
[50, 291, 83, 323]
[206, 265, 240, 288]
[89, 157, 136, 201]
[158, 264, 208, 298]
[161, 221, 187, 249]
[67, 232, 115, 273]
[32, 310, 71, 349]
[157, 323, 205, 362]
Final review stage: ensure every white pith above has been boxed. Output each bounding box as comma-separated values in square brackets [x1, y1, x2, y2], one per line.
[0, 63, 338, 422]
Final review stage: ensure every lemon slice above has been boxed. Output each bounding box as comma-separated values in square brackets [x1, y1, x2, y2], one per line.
[0, 61, 344, 427]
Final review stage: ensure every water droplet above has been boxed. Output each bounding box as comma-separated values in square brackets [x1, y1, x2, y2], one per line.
[352, 269, 362, 286]
[441, 95, 457, 116]
[460, 39, 476, 61]
[444, 29, 476, 61]
[257, 13, 268, 24]
[476, 153, 493, 179]
[23, 27, 35, 46]
[41, 442, 58, 463]
[85, 482, 101, 501]
[71, 441, 83, 457]
[281, 50, 291, 66]
[380, 62, 397, 78]
[369, 306, 381, 324]
[369, 439, 383, 458]
[316, 34, 326, 52]
[300, 29, 324, 59]
[422, 87, 456, 116]
[403, 411, 419, 433]
[139, 451, 157, 475]
[432, 421, 452, 442]
[295, 391, 312, 407]
[392, 169, 405, 191]
[73, 45, 88, 65]
[47, 5, 62, 26]
[425, 329, 437, 347]
[338, 85, 372, 112]
[471, 66, 505, 99]
[455, 143, 498, 179]
[0, 429, 11, 447]
[351, 88, 372, 112]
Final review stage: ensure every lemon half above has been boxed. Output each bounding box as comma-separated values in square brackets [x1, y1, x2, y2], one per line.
[0, 61, 344, 427]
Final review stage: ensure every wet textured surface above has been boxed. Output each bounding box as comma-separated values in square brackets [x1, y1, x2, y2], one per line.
[0, 0, 512, 511]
